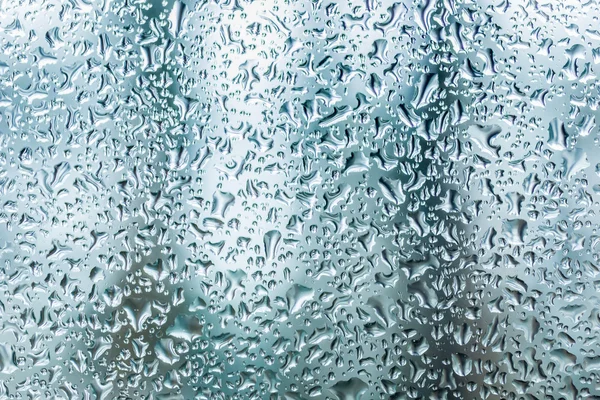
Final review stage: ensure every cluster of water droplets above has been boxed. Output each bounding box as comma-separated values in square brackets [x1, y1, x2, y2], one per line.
[1, 0, 600, 399]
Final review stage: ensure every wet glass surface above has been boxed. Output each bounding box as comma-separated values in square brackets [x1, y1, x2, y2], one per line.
[1, 0, 600, 399]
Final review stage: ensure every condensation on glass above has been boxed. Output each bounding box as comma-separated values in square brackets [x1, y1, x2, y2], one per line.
[0, 0, 598, 399]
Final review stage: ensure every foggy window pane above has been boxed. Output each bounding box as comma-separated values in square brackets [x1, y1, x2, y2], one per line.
[0, 0, 598, 399]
